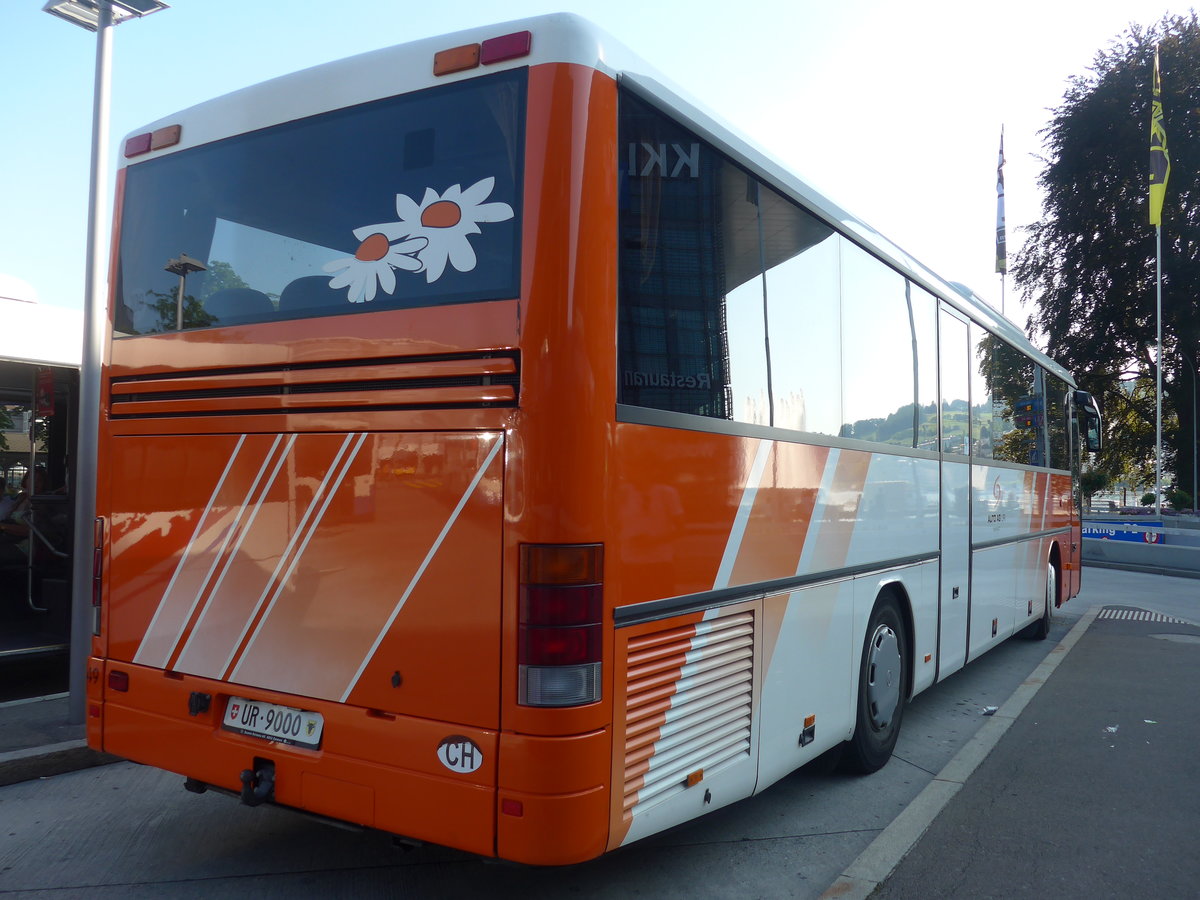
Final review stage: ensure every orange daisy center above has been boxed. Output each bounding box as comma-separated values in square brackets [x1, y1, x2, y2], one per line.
[421, 200, 462, 228]
[355, 233, 390, 261]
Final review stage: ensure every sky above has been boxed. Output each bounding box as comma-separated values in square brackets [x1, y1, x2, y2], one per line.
[0, 0, 1189, 344]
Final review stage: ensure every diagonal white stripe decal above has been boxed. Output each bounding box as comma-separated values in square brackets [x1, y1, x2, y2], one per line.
[134, 434, 248, 667]
[174, 434, 297, 665]
[338, 434, 503, 702]
[795, 449, 841, 576]
[154, 435, 290, 667]
[227, 432, 367, 680]
[712, 440, 772, 590]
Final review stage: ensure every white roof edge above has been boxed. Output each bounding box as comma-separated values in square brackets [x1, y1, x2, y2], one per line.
[119, 12, 1070, 386]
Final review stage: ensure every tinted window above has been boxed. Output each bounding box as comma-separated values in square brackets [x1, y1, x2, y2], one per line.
[970, 323, 994, 460]
[910, 286, 939, 452]
[116, 70, 526, 335]
[618, 91, 762, 421]
[1045, 372, 1070, 470]
[940, 311, 970, 456]
[761, 187, 842, 435]
[841, 245, 917, 446]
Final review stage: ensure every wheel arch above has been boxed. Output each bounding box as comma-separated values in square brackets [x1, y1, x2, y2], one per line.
[1048, 541, 1063, 608]
[875, 579, 916, 702]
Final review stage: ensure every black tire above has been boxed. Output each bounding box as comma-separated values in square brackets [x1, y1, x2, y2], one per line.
[1033, 561, 1055, 640]
[841, 593, 907, 774]
[1020, 559, 1055, 641]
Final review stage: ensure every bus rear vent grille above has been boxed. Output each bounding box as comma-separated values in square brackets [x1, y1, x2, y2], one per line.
[621, 610, 754, 820]
[108, 352, 519, 419]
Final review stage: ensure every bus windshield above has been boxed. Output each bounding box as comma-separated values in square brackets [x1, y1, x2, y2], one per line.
[115, 68, 526, 336]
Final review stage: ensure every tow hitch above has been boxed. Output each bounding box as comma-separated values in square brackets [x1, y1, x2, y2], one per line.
[239, 758, 275, 807]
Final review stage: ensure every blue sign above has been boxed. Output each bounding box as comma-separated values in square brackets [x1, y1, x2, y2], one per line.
[1082, 523, 1165, 544]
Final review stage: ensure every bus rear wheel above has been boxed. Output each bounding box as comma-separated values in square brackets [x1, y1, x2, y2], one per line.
[841, 593, 907, 774]
[1022, 560, 1056, 641]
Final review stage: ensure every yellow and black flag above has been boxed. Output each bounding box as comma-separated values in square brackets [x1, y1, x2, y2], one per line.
[1150, 46, 1171, 226]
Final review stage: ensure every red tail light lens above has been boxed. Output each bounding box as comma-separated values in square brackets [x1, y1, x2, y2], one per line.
[518, 544, 603, 707]
[92, 517, 104, 635]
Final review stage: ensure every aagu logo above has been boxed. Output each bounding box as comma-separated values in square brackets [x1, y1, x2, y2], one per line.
[437, 735, 483, 773]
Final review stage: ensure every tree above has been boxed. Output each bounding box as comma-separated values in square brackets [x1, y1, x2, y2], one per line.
[1014, 13, 1200, 501]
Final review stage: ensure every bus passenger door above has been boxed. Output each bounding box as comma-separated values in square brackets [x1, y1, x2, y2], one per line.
[937, 310, 970, 680]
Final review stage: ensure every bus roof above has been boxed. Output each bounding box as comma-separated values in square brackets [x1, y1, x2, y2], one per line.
[121, 12, 1070, 386]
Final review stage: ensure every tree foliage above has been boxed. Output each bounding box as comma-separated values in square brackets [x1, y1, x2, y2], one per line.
[1014, 13, 1200, 497]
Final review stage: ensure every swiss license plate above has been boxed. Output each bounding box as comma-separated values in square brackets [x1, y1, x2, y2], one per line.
[222, 696, 324, 749]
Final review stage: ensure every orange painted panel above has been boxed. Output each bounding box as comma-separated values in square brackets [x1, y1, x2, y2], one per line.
[107, 431, 504, 728]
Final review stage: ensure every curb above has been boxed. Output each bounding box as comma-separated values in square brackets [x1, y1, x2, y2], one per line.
[0, 740, 123, 788]
[818, 605, 1102, 900]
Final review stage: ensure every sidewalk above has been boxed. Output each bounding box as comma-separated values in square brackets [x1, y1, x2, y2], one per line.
[826, 605, 1200, 898]
[0, 693, 118, 787]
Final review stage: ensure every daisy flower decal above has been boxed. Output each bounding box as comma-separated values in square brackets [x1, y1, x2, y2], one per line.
[325, 176, 514, 299]
[392, 177, 514, 283]
[324, 234, 427, 302]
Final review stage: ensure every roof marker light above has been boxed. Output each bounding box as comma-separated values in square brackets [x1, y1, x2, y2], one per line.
[480, 31, 531, 65]
[124, 133, 152, 158]
[433, 43, 480, 76]
[150, 124, 181, 151]
[124, 124, 181, 159]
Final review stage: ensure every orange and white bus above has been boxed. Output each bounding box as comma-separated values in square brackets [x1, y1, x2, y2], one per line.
[87, 14, 1102, 865]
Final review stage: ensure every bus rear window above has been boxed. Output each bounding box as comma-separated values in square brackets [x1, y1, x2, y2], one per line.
[115, 69, 525, 335]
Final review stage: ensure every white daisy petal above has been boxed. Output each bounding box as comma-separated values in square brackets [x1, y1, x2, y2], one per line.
[389, 251, 424, 272]
[422, 246, 449, 283]
[442, 183, 463, 203]
[377, 262, 397, 296]
[392, 236, 428, 254]
[420, 187, 440, 207]
[447, 236, 477, 273]
[472, 200, 514, 223]
[459, 176, 496, 206]
[363, 270, 378, 302]
[352, 221, 410, 242]
[324, 256, 354, 274]
[328, 269, 355, 290]
[394, 192, 422, 222]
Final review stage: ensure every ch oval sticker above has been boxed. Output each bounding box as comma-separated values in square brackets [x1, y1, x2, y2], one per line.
[437, 735, 483, 773]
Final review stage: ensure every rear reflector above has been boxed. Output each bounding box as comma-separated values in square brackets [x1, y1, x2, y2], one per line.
[433, 43, 480, 76]
[434, 30, 532, 76]
[124, 133, 152, 158]
[108, 670, 129, 692]
[124, 124, 181, 158]
[518, 543, 603, 707]
[481, 31, 532, 65]
[150, 124, 181, 151]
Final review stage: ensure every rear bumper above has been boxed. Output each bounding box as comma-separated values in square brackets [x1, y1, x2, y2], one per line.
[87, 658, 613, 864]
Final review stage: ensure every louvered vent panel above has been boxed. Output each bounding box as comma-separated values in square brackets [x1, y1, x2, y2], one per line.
[622, 611, 754, 819]
[108, 352, 519, 419]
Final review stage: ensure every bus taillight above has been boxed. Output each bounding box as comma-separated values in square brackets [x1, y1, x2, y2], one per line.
[91, 517, 104, 635]
[518, 544, 603, 707]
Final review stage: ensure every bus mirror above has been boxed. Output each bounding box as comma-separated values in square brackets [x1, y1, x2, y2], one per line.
[1075, 391, 1103, 453]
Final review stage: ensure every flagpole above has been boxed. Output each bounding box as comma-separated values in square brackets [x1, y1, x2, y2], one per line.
[996, 125, 1006, 316]
[1149, 45, 1169, 516]
[1155, 225, 1163, 515]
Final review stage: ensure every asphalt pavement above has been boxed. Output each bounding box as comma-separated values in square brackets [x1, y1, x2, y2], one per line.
[2, 565, 1198, 898]
[824, 601, 1200, 899]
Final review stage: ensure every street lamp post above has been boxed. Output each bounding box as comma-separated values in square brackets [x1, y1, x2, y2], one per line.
[43, 0, 168, 724]
[1182, 350, 1198, 515]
